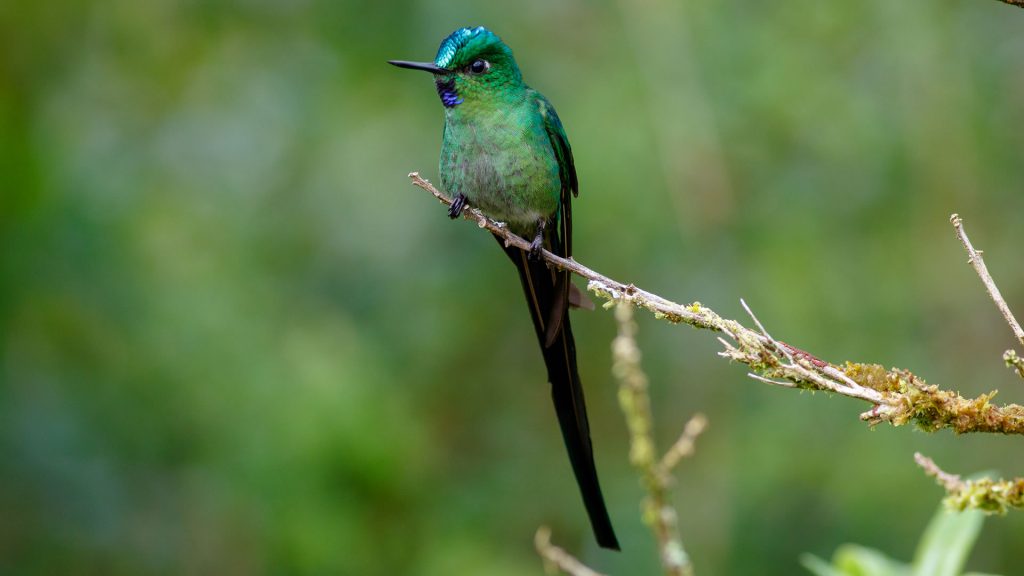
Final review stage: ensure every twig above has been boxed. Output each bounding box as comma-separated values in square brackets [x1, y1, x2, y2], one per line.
[915, 452, 1024, 514]
[613, 301, 695, 576]
[741, 298, 773, 341]
[952, 213, 1024, 385]
[659, 414, 708, 476]
[409, 173, 1024, 436]
[914, 452, 965, 493]
[535, 527, 608, 576]
[951, 213, 1024, 347]
[996, 0, 1024, 7]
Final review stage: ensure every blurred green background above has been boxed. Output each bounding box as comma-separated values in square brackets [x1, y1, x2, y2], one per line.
[2, 0, 1023, 574]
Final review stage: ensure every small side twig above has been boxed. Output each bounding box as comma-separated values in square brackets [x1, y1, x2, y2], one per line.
[535, 527, 608, 576]
[659, 414, 708, 476]
[914, 452, 965, 493]
[951, 214, 1024, 348]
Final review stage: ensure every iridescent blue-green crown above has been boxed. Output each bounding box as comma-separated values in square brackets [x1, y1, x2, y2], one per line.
[434, 26, 504, 69]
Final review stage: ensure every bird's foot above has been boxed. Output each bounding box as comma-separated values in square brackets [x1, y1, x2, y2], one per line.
[448, 193, 468, 219]
[528, 218, 546, 260]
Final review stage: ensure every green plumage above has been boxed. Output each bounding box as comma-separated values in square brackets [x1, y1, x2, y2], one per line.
[440, 89, 562, 234]
[390, 27, 618, 551]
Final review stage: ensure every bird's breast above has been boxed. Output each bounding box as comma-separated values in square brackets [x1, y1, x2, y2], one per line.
[440, 109, 560, 231]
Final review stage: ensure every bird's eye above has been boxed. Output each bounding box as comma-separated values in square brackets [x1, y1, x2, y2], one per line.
[469, 59, 489, 74]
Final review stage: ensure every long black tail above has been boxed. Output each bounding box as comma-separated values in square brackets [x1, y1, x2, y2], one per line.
[496, 235, 619, 550]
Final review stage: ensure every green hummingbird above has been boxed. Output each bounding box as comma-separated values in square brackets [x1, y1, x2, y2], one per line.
[390, 26, 619, 550]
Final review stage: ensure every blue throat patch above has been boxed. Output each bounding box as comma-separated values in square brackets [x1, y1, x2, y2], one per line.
[435, 76, 463, 108]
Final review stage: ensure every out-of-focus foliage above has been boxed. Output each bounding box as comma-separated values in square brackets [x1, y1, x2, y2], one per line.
[802, 504, 996, 576]
[2, 0, 1023, 574]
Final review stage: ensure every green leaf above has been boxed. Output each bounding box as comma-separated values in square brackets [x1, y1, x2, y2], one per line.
[835, 544, 911, 576]
[912, 507, 985, 576]
[802, 546, 911, 576]
[801, 553, 848, 576]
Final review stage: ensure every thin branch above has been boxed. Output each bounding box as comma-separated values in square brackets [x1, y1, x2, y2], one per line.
[951, 213, 1024, 347]
[741, 298, 774, 342]
[613, 301, 695, 576]
[535, 527, 608, 576]
[659, 414, 708, 476]
[409, 173, 1024, 435]
[996, 0, 1024, 7]
[915, 452, 1024, 514]
[914, 452, 965, 493]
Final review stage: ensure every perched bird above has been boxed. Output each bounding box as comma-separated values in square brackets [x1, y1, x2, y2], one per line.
[390, 26, 619, 550]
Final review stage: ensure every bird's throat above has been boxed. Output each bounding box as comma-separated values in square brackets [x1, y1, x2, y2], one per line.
[435, 76, 462, 108]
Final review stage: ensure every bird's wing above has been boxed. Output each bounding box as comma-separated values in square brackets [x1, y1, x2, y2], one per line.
[531, 91, 578, 346]
[534, 92, 578, 258]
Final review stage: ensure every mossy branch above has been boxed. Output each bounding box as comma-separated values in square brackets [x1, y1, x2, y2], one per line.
[915, 453, 1024, 514]
[911, 215, 1024, 516]
[408, 172, 1024, 436]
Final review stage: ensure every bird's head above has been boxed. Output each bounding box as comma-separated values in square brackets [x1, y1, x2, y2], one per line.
[389, 26, 524, 109]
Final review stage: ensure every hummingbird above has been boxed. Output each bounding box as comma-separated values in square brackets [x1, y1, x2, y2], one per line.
[390, 26, 619, 550]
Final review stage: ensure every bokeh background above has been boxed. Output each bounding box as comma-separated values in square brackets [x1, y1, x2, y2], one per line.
[3, 0, 1024, 574]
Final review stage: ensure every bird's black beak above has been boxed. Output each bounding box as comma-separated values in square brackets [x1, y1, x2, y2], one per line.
[388, 60, 449, 74]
